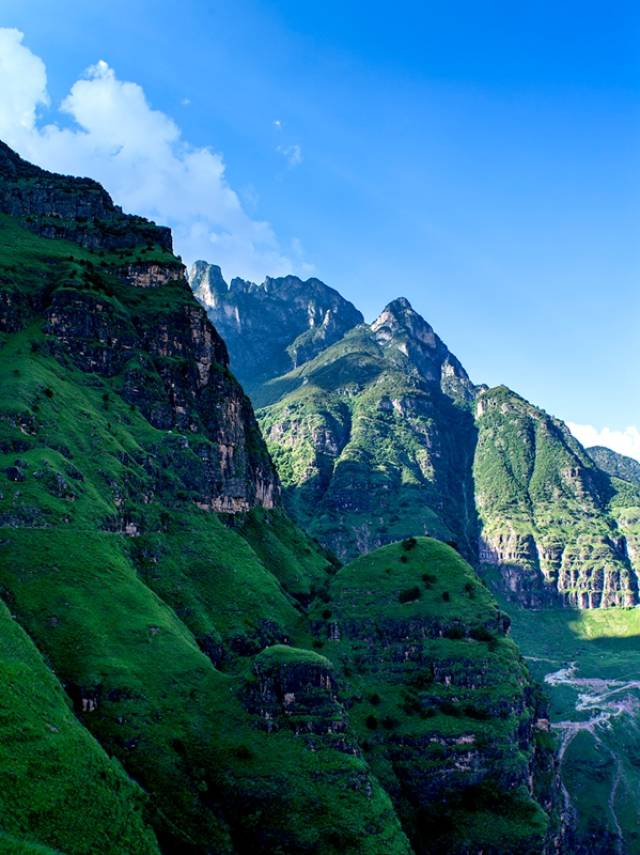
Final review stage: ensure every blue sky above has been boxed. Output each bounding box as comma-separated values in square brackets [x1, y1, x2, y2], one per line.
[1, 1, 639, 454]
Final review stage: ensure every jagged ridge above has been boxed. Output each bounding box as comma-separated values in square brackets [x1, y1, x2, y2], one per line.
[190, 260, 364, 395]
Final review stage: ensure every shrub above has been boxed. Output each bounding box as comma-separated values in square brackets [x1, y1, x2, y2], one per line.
[470, 625, 495, 643]
[444, 624, 465, 640]
[322, 609, 332, 620]
[422, 572, 437, 588]
[398, 586, 421, 604]
[402, 536, 418, 551]
[365, 715, 378, 730]
[43, 387, 54, 398]
[399, 554, 409, 564]
[369, 693, 381, 706]
[441, 591, 450, 602]
[233, 744, 253, 760]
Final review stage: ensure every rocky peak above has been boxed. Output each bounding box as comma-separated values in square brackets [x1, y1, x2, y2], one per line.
[370, 297, 474, 400]
[189, 260, 228, 309]
[371, 297, 437, 347]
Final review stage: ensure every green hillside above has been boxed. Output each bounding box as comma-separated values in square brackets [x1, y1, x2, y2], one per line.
[474, 386, 640, 608]
[257, 300, 478, 562]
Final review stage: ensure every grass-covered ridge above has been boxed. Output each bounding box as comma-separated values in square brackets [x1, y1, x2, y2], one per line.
[310, 537, 556, 854]
[474, 386, 640, 608]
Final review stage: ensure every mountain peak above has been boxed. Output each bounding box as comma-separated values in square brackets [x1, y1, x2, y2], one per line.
[385, 295, 414, 313]
[189, 260, 228, 308]
[369, 297, 474, 398]
[371, 296, 437, 347]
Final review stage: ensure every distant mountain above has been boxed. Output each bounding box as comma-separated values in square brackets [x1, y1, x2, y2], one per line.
[474, 387, 640, 607]
[588, 444, 640, 487]
[190, 260, 363, 395]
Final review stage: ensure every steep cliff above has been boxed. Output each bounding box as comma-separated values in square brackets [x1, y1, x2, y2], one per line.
[257, 297, 479, 562]
[190, 260, 364, 396]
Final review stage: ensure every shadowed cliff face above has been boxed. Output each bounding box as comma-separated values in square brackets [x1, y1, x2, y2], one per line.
[189, 260, 364, 395]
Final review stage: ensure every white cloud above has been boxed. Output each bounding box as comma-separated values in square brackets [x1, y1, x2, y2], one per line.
[273, 119, 282, 129]
[0, 28, 300, 281]
[277, 143, 302, 167]
[567, 422, 640, 462]
[0, 29, 49, 144]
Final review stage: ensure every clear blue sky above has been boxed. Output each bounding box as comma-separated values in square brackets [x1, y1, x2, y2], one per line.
[2, 0, 639, 441]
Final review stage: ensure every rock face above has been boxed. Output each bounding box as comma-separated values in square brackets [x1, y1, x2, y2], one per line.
[0, 144, 278, 515]
[474, 387, 640, 608]
[0, 139, 173, 253]
[257, 297, 479, 562]
[189, 260, 364, 396]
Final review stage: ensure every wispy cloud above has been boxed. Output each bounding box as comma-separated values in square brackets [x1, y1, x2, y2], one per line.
[567, 422, 640, 462]
[277, 143, 303, 168]
[0, 28, 302, 281]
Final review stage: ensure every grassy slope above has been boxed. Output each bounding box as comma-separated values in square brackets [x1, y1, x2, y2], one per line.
[588, 445, 640, 488]
[474, 386, 640, 604]
[0, 599, 159, 854]
[0, 213, 411, 853]
[311, 538, 553, 854]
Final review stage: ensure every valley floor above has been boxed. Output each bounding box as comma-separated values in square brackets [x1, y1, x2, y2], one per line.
[500, 601, 640, 854]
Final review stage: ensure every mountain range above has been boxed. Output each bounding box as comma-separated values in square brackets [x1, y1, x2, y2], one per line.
[193, 261, 640, 612]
